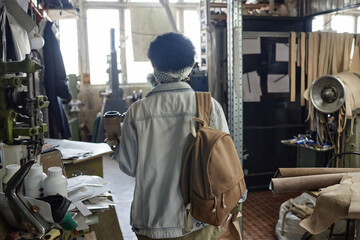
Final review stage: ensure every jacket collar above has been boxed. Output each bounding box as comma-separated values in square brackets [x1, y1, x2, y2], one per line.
[146, 81, 194, 97]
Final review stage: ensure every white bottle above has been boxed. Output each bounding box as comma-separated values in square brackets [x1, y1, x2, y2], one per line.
[2, 164, 20, 191]
[43, 167, 67, 197]
[24, 164, 47, 198]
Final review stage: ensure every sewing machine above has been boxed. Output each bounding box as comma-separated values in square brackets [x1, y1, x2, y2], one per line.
[0, 55, 76, 239]
[309, 72, 360, 168]
[0, 55, 48, 188]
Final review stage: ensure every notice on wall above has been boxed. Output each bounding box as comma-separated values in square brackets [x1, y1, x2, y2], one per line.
[243, 71, 262, 102]
[243, 37, 261, 55]
[275, 43, 289, 62]
[267, 74, 290, 93]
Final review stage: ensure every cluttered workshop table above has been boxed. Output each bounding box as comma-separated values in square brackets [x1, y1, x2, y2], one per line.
[41, 138, 122, 240]
[281, 137, 334, 167]
[43, 138, 113, 178]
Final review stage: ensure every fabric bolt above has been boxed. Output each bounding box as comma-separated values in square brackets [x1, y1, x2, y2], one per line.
[112, 82, 229, 239]
[42, 20, 72, 139]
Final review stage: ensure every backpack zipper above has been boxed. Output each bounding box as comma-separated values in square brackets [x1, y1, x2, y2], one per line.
[221, 193, 227, 209]
[212, 194, 217, 213]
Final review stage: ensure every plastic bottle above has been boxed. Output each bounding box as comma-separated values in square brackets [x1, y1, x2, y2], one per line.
[24, 164, 47, 198]
[2, 164, 20, 191]
[43, 167, 67, 197]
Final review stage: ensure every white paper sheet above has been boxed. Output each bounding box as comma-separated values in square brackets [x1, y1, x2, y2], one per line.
[243, 37, 261, 55]
[275, 43, 289, 62]
[243, 71, 262, 102]
[267, 74, 290, 93]
[74, 213, 89, 231]
[56, 147, 92, 160]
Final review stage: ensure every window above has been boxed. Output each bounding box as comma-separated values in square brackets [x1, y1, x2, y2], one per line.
[312, 15, 324, 32]
[87, 9, 120, 85]
[59, 19, 79, 75]
[124, 9, 153, 84]
[331, 15, 354, 33]
[184, 10, 200, 64]
[81, 2, 201, 85]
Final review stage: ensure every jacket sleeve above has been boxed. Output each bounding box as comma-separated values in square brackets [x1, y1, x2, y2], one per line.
[209, 98, 230, 134]
[112, 114, 138, 177]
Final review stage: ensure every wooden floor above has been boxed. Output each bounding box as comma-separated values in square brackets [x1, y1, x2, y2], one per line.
[243, 190, 302, 240]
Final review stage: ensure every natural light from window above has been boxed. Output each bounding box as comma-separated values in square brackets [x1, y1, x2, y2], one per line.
[184, 10, 200, 64]
[124, 9, 153, 84]
[124, 9, 201, 84]
[331, 15, 354, 33]
[312, 15, 324, 31]
[87, 9, 120, 85]
[59, 19, 79, 75]
[312, 14, 355, 33]
[58, 2, 201, 85]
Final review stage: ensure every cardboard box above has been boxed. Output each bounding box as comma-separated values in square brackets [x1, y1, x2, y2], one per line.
[40, 150, 66, 176]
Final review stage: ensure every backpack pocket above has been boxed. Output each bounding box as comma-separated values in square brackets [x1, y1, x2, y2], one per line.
[214, 182, 242, 225]
[191, 191, 217, 225]
[191, 182, 242, 226]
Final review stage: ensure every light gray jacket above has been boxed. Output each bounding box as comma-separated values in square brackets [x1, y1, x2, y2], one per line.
[113, 82, 229, 238]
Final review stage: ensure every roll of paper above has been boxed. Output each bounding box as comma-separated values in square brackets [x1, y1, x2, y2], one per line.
[270, 173, 347, 194]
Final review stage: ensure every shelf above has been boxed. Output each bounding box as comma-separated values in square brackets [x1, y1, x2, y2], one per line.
[243, 3, 279, 9]
[209, 3, 227, 8]
[45, 8, 78, 20]
[210, 14, 227, 20]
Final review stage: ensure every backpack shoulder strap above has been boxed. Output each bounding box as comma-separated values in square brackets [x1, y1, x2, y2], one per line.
[195, 92, 212, 126]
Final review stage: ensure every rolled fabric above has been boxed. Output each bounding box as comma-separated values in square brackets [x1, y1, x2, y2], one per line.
[270, 173, 347, 194]
[275, 168, 360, 178]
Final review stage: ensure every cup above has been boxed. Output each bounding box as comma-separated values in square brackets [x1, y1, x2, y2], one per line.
[104, 111, 122, 140]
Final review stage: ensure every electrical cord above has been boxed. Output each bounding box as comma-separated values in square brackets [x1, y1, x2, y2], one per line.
[326, 151, 360, 167]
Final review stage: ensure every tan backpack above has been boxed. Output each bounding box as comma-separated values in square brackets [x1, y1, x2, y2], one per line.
[181, 92, 246, 228]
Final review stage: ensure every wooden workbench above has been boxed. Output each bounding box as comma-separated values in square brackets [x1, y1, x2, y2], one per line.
[44, 138, 113, 178]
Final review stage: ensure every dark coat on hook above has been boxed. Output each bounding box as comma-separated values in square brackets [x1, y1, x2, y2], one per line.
[42, 21, 72, 139]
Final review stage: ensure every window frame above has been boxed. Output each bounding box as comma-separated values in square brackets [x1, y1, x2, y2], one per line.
[76, 1, 200, 85]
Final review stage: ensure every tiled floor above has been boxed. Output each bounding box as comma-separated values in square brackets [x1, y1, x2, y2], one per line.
[103, 155, 300, 240]
[242, 190, 302, 240]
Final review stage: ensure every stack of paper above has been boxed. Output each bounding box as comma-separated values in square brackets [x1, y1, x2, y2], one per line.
[67, 175, 114, 230]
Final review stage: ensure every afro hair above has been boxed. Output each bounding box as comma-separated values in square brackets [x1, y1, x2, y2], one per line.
[147, 32, 196, 72]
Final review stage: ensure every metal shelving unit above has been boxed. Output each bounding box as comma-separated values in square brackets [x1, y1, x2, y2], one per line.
[200, 0, 227, 71]
[227, 0, 243, 161]
[200, 0, 243, 160]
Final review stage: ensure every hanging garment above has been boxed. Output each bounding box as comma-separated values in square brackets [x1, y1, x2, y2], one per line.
[42, 20, 72, 139]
